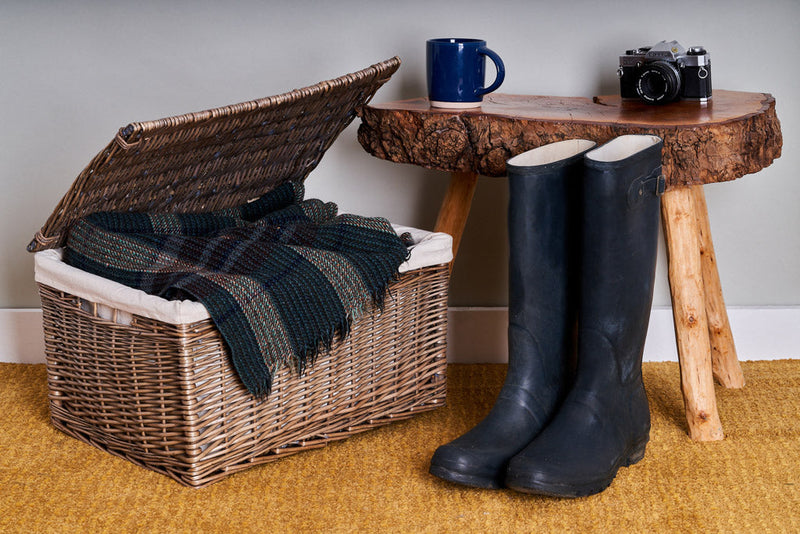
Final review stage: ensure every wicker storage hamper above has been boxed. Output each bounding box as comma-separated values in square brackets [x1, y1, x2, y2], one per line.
[28, 58, 452, 488]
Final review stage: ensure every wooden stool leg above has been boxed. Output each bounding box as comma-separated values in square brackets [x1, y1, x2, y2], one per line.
[692, 186, 745, 388]
[661, 187, 724, 441]
[434, 171, 479, 260]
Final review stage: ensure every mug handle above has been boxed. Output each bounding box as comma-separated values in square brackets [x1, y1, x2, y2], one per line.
[476, 47, 505, 96]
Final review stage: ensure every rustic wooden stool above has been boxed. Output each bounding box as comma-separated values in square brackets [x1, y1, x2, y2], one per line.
[357, 90, 782, 441]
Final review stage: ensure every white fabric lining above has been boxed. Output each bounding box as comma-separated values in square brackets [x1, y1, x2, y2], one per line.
[34, 224, 452, 325]
[585, 135, 662, 162]
[506, 139, 596, 167]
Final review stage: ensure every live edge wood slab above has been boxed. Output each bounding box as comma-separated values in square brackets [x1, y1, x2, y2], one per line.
[357, 90, 783, 441]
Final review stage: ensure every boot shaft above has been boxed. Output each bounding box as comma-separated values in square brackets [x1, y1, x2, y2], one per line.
[505, 140, 595, 380]
[578, 135, 664, 387]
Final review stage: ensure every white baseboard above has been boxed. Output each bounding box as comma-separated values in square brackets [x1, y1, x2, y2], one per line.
[446, 306, 800, 364]
[1, 307, 798, 364]
[0, 309, 48, 364]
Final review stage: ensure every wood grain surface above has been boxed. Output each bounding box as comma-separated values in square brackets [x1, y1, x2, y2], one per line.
[358, 90, 782, 189]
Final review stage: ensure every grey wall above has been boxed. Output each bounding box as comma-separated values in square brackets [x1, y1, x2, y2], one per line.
[2, 0, 798, 308]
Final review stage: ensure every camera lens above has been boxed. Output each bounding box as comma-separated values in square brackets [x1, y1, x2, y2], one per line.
[636, 61, 681, 103]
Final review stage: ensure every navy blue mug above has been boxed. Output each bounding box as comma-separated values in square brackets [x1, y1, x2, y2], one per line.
[426, 38, 505, 108]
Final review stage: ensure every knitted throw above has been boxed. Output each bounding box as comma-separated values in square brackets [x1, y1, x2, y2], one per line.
[64, 182, 409, 397]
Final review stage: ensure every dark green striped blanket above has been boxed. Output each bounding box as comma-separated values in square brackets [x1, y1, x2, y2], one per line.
[65, 182, 409, 397]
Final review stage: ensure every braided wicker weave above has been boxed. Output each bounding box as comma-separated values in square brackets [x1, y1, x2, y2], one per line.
[31, 57, 451, 487]
[29, 57, 402, 252]
[38, 265, 447, 488]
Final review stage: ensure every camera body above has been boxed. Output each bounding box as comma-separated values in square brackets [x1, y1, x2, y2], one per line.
[619, 40, 712, 104]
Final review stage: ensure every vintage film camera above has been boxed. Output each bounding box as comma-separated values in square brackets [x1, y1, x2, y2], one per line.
[618, 40, 712, 104]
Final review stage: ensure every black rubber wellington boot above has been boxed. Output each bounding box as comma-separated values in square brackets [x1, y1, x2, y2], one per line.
[505, 134, 664, 498]
[429, 139, 596, 488]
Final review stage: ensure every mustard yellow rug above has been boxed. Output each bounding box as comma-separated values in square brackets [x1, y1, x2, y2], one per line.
[1, 361, 799, 533]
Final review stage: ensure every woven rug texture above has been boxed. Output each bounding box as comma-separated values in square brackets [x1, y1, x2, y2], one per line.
[1, 361, 799, 533]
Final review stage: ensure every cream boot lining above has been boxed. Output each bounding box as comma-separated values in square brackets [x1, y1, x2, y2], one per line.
[585, 135, 661, 162]
[507, 139, 596, 167]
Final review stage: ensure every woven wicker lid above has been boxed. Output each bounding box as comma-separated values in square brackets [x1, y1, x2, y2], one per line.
[28, 57, 401, 252]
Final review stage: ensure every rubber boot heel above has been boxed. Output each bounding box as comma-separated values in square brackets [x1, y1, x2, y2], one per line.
[624, 438, 648, 467]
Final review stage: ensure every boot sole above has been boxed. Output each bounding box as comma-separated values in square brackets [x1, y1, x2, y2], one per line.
[505, 438, 648, 498]
[429, 464, 504, 490]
